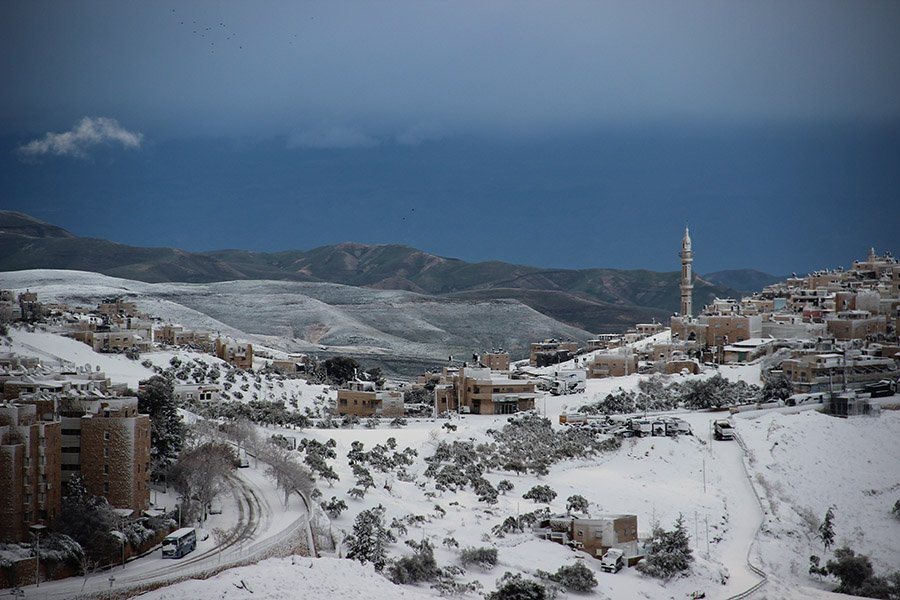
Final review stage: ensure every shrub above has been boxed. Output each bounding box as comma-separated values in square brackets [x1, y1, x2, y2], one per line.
[549, 561, 597, 592]
[388, 540, 439, 584]
[487, 572, 549, 600]
[459, 546, 498, 570]
[523, 485, 557, 504]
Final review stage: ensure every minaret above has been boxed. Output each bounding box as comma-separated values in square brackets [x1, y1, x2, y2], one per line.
[680, 226, 693, 318]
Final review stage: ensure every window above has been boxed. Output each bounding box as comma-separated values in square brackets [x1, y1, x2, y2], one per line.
[104, 465, 109, 474]
[104, 447, 108, 458]
[103, 482, 109, 493]
[104, 431, 110, 441]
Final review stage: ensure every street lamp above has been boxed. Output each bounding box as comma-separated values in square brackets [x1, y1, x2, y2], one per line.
[30, 524, 47, 588]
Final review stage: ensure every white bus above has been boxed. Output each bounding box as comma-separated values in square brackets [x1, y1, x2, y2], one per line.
[162, 527, 197, 559]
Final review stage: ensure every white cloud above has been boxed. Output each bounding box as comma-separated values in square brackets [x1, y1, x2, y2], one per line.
[287, 125, 378, 149]
[18, 116, 143, 159]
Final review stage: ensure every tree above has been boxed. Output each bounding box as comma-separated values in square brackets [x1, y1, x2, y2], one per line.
[637, 514, 694, 580]
[566, 494, 589, 515]
[487, 572, 549, 600]
[345, 505, 395, 571]
[523, 485, 557, 504]
[819, 506, 836, 553]
[892, 499, 900, 520]
[54, 476, 119, 566]
[170, 440, 236, 522]
[497, 480, 514, 495]
[137, 375, 186, 477]
[322, 356, 360, 386]
[321, 497, 348, 519]
[549, 561, 597, 592]
[263, 442, 315, 507]
[388, 539, 439, 584]
[761, 371, 793, 402]
[826, 547, 875, 594]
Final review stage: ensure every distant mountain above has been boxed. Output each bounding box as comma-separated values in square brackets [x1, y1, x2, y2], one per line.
[703, 269, 785, 294]
[0, 210, 742, 333]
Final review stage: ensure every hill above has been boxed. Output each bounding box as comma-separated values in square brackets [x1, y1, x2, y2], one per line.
[0, 211, 744, 332]
[703, 269, 784, 295]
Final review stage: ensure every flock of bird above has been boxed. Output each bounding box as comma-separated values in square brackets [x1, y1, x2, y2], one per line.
[170, 7, 314, 54]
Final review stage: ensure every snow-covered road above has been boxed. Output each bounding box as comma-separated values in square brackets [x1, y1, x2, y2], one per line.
[16, 459, 309, 600]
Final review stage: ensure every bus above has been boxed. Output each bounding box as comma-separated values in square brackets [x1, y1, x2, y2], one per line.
[161, 527, 197, 559]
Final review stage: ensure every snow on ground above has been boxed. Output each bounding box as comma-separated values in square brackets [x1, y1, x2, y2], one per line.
[136, 556, 434, 600]
[736, 409, 900, 599]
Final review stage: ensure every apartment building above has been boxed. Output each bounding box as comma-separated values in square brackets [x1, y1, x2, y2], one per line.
[781, 352, 899, 394]
[57, 397, 151, 515]
[586, 351, 638, 379]
[0, 403, 61, 543]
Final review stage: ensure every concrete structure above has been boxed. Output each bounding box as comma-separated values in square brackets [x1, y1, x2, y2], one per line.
[215, 338, 253, 370]
[680, 227, 693, 318]
[58, 397, 151, 515]
[587, 351, 638, 379]
[173, 383, 222, 403]
[0, 403, 61, 543]
[535, 514, 639, 559]
[434, 366, 538, 415]
[782, 352, 899, 394]
[336, 381, 404, 418]
[478, 351, 510, 372]
[529, 340, 579, 368]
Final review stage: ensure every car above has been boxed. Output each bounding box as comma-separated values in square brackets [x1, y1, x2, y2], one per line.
[208, 499, 223, 514]
[714, 419, 734, 441]
[600, 548, 625, 573]
[864, 380, 897, 398]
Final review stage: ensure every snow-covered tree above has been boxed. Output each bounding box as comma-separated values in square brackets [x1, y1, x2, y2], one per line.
[137, 375, 185, 476]
[345, 505, 395, 571]
[566, 494, 589, 515]
[497, 480, 514, 495]
[523, 485, 557, 504]
[547, 561, 597, 592]
[637, 513, 694, 579]
[819, 506, 836, 552]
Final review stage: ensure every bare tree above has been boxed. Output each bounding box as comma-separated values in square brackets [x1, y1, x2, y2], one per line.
[170, 441, 237, 523]
[262, 442, 315, 507]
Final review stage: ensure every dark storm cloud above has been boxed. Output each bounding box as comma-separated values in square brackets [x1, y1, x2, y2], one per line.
[2, 1, 900, 138]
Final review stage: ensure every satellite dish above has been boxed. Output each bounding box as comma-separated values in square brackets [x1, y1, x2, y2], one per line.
[84, 363, 91, 372]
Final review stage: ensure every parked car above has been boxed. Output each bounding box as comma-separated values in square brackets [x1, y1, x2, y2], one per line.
[208, 499, 223, 514]
[864, 380, 897, 398]
[714, 419, 734, 441]
[600, 548, 625, 573]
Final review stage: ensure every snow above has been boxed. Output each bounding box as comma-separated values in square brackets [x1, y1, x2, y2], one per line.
[5, 271, 899, 600]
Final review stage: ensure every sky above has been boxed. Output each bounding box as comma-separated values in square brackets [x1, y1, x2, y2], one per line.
[1, 1, 899, 275]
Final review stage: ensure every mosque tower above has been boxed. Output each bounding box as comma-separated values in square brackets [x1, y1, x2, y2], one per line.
[680, 226, 693, 318]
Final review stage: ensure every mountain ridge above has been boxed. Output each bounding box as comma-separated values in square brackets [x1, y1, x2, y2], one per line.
[0, 210, 747, 332]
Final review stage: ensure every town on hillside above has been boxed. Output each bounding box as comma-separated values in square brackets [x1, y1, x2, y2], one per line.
[0, 238, 898, 598]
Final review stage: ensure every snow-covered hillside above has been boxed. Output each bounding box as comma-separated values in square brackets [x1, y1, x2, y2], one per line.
[1, 269, 593, 373]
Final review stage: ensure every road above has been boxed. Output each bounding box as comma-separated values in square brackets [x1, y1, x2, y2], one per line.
[17, 460, 309, 600]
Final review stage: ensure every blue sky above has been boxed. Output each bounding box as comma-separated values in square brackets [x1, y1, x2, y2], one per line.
[1, 1, 898, 275]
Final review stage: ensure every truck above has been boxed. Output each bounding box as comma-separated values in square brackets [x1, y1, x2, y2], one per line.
[550, 370, 587, 396]
[599, 548, 625, 573]
[713, 419, 734, 441]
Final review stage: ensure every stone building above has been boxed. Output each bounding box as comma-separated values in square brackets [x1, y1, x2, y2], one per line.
[0, 403, 61, 543]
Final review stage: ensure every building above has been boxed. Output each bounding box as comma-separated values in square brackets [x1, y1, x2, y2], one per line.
[434, 366, 538, 415]
[478, 351, 510, 372]
[782, 352, 899, 394]
[680, 227, 693, 318]
[215, 338, 253, 369]
[0, 403, 61, 543]
[57, 397, 151, 515]
[534, 514, 639, 559]
[586, 351, 638, 379]
[173, 383, 222, 403]
[529, 340, 579, 367]
[335, 381, 404, 418]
